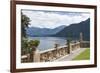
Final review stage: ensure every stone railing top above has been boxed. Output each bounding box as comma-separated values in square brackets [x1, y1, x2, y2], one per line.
[39, 45, 68, 54]
[71, 42, 80, 45]
[82, 41, 90, 43]
[39, 41, 81, 54]
[21, 55, 27, 59]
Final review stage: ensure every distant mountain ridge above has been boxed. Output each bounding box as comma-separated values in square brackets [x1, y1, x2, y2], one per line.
[26, 18, 90, 41]
[26, 25, 66, 37]
[52, 18, 90, 40]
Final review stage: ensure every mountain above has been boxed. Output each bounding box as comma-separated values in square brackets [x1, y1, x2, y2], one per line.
[26, 18, 90, 41]
[26, 25, 66, 37]
[52, 18, 90, 41]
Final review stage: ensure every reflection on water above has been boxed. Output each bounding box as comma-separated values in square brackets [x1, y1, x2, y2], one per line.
[28, 37, 67, 51]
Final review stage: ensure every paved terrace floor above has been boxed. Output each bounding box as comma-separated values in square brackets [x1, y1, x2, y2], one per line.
[54, 48, 88, 61]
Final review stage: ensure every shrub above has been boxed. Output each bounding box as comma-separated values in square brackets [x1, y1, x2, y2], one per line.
[21, 39, 40, 55]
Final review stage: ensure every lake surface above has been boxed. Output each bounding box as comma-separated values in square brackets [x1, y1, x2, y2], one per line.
[28, 37, 67, 51]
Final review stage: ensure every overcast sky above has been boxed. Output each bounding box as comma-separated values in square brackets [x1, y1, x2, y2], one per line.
[22, 10, 90, 29]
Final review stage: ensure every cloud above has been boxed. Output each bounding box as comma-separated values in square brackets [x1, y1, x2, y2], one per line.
[22, 10, 90, 29]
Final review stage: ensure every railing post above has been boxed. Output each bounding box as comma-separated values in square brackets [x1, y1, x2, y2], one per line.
[27, 53, 30, 62]
[67, 40, 71, 54]
[80, 32, 83, 48]
[30, 46, 40, 62]
[33, 50, 40, 62]
[54, 44, 59, 58]
[30, 51, 34, 62]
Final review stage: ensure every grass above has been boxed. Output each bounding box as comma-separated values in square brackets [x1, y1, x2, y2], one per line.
[73, 48, 90, 60]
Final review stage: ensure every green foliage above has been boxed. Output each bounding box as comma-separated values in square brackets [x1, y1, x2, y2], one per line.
[21, 39, 40, 55]
[28, 40, 40, 48]
[21, 39, 28, 50]
[21, 12, 31, 38]
[21, 12, 40, 55]
[21, 39, 29, 55]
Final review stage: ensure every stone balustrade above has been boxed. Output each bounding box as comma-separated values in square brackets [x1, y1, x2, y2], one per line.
[39, 45, 68, 62]
[39, 42, 80, 62]
[80, 41, 90, 48]
[71, 42, 80, 51]
[21, 41, 89, 62]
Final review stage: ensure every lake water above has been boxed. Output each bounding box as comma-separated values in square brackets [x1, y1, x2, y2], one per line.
[28, 37, 67, 51]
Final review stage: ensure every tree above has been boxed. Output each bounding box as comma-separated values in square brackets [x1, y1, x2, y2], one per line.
[21, 12, 40, 60]
[21, 12, 31, 38]
[21, 39, 29, 55]
[21, 12, 31, 55]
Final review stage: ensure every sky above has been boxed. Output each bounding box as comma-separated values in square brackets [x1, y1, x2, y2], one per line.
[22, 10, 90, 29]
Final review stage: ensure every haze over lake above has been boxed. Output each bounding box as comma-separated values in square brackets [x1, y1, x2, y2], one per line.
[28, 37, 67, 51]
